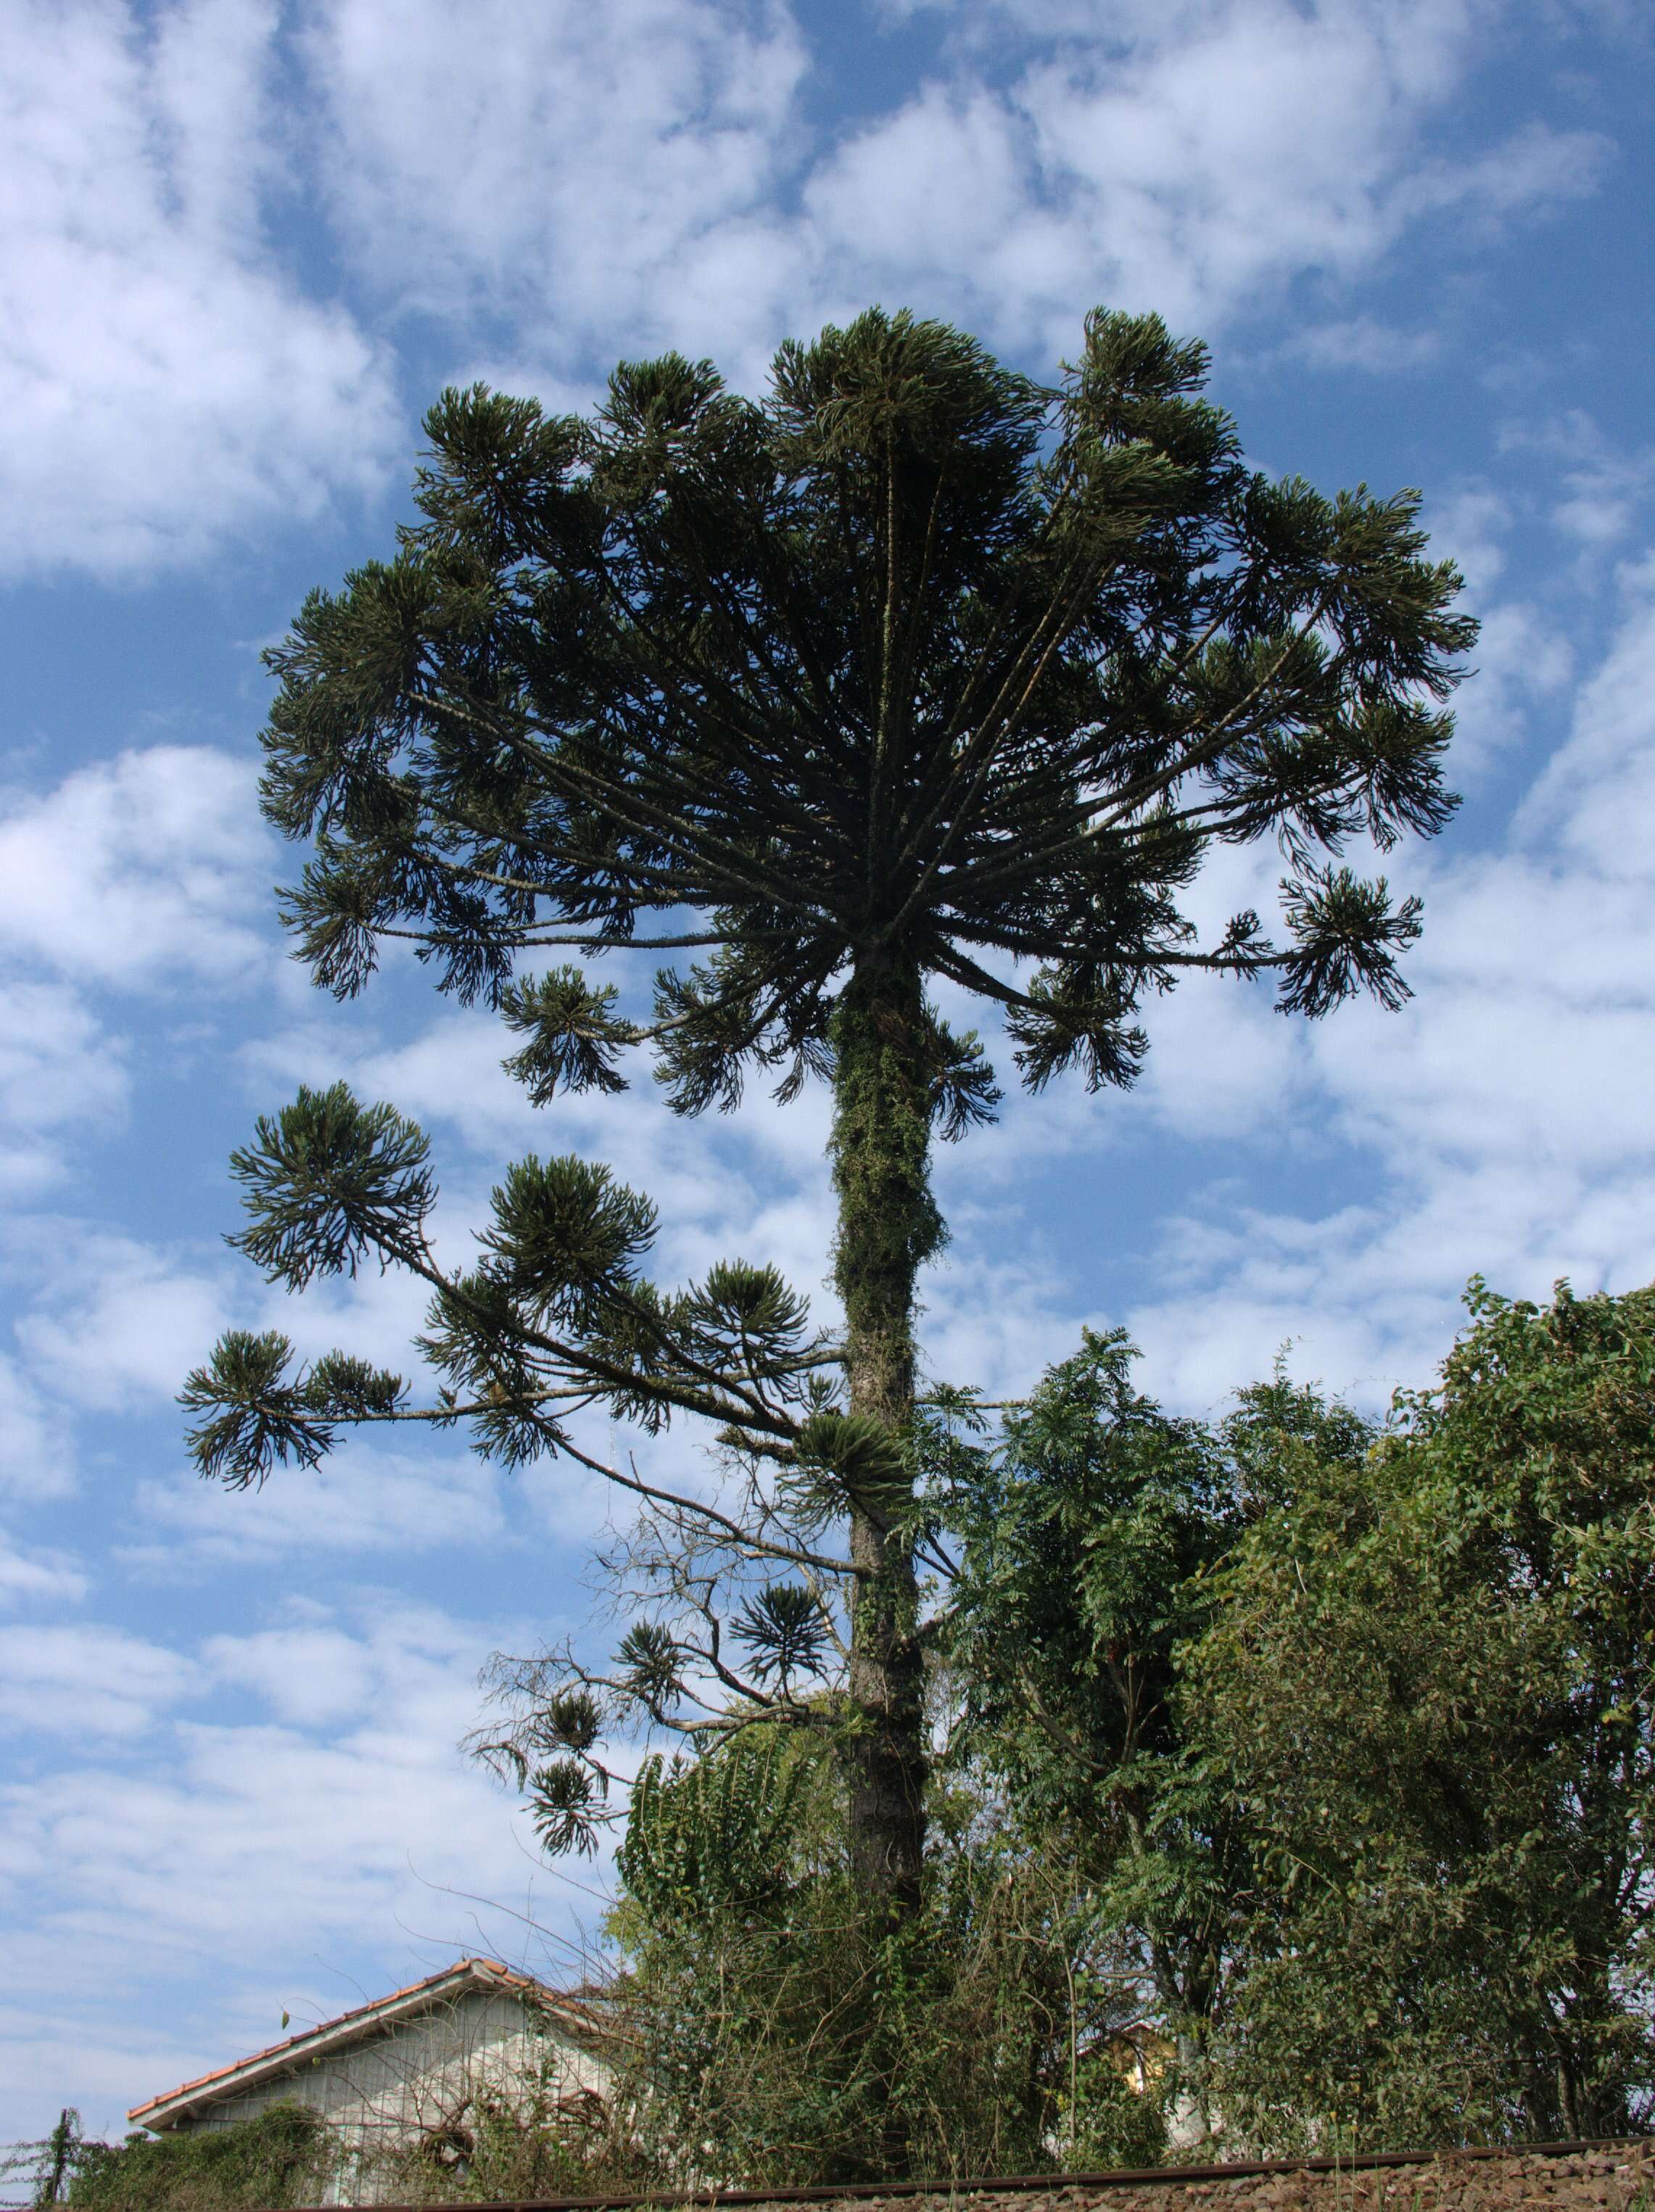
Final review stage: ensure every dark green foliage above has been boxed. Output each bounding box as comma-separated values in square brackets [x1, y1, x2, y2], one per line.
[1276, 862, 1421, 1015]
[732, 1582, 833, 1687]
[500, 965, 638, 1100]
[356, 2072, 642, 2206]
[478, 1683, 607, 1852]
[188, 1084, 837, 1519]
[2, 2108, 88, 2208]
[931, 1289, 1655, 2152]
[226, 1083, 434, 1287]
[251, 297, 1470, 1166]
[925, 1023, 1002, 1141]
[682, 1260, 812, 1361]
[479, 1155, 657, 1325]
[540, 1688, 601, 1749]
[792, 1406, 912, 1523]
[619, 1733, 812, 1914]
[936, 1327, 1265, 2038]
[941, 1326, 1243, 1815]
[614, 1619, 685, 1712]
[65, 2107, 332, 2212]
[606, 1732, 1164, 2185]
[178, 1330, 407, 1487]
[525, 1754, 603, 1857]
[1191, 1280, 1655, 2147]
[1068, 2057, 1172, 2171]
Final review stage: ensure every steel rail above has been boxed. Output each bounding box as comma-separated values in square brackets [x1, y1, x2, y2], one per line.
[281, 2134, 1652, 2212]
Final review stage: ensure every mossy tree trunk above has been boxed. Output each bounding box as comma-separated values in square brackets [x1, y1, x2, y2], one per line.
[830, 951, 941, 1917]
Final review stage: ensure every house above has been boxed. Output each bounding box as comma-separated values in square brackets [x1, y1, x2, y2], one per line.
[1094, 2019, 1216, 2153]
[128, 1957, 608, 2200]
[1099, 2017, 1176, 2097]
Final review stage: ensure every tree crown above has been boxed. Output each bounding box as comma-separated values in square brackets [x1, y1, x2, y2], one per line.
[261, 304, 1474, 1116]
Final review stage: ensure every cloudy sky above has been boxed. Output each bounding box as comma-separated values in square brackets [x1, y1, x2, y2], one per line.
[2, 0, 1653, 2147]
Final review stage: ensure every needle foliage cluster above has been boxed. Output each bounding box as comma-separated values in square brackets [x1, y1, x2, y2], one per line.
[254, 304, 1471, 1084]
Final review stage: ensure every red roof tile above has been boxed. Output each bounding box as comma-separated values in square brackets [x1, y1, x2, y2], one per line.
[128, 1958, 580, 2127]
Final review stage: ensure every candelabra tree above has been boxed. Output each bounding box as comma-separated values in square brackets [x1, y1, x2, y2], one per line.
[183, 303, 1474, 1928]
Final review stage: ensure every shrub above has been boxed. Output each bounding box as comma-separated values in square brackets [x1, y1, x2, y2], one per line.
[66, 2105, 334, 2212]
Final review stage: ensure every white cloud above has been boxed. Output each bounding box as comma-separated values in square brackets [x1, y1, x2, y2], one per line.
[0, 0, 1616, 585]
[1409, 476, 1591, 782]
[1282, 316, 1445, 374]
[0, 743, 281, 1210]
[200, 1624, 376, 1725]
[0, 0, 397, 578]
[1424, 486, 1514, 597]
[1494, 414, 1655, 564]
[0, 746, 274, 990]
[801, 0, 1605, 348]
[303, 0, 806, 366]
[0, 1623, 200, 1737]
[0, 1603, 590, 2136]
[0, 982, 129, 1194]
[1441, 598, 1575, 779]
[0, 984, 127, 1133]
[1524, 550, 1655, 867]
[0, 1533, 88, 1609]
[1391, 112, 1609, 227]
[132, 1444, 509, 1566]
[1556, 461, 1653, 558]
[0, 1353, 76, 1501]
[13, 1229, 231, 1414]
[284, 0, 1615, 408]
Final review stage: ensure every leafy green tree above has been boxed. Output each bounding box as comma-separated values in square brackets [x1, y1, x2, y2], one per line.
[183, 304, 1473, 1931]
[595, 1334, 1368, 2182]
[1187, 1281, 1655, 2147]
[936, 1334, 1239, 2019]
[936, 1337, 1374, 2124]
[938, 1293, 1655, 2152]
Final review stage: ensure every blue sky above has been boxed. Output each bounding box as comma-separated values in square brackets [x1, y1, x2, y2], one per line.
[3, 0, 1654, 2146]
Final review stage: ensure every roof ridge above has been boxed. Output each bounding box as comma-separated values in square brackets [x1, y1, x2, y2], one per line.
[128, 1957, 573, 2125]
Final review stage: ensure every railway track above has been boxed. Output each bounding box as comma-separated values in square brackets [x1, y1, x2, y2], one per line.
[300, 2134, 1652, 2212]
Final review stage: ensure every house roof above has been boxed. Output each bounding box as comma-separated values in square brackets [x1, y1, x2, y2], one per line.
[129, 1957, 593, 2131]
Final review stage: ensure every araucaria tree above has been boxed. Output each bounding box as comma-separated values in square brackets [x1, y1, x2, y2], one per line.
[184, 307, 1474, 1925]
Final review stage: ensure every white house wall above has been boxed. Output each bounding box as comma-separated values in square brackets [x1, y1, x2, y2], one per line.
[172, 1988, 608, 2203]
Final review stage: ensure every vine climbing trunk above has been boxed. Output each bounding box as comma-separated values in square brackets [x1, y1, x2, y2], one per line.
[830, 951, 939, 1921]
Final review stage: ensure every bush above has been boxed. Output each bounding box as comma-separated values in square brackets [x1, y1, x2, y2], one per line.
[603, 1731, 1169, 2184]
[354, 2073, 645, 2205]
[66, 2106, 334, 2212]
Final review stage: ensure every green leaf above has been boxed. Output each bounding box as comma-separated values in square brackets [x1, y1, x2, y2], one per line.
[480, 1155, 657, 1329]
[500, 965, 639, 1100]
[179, 1331, 329, 1489]
[227, 1082, 434, 1287]
[732, 1585, 832, 1687]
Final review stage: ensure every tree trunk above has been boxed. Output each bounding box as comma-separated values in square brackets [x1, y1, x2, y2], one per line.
[830, 952, 941, 1916]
